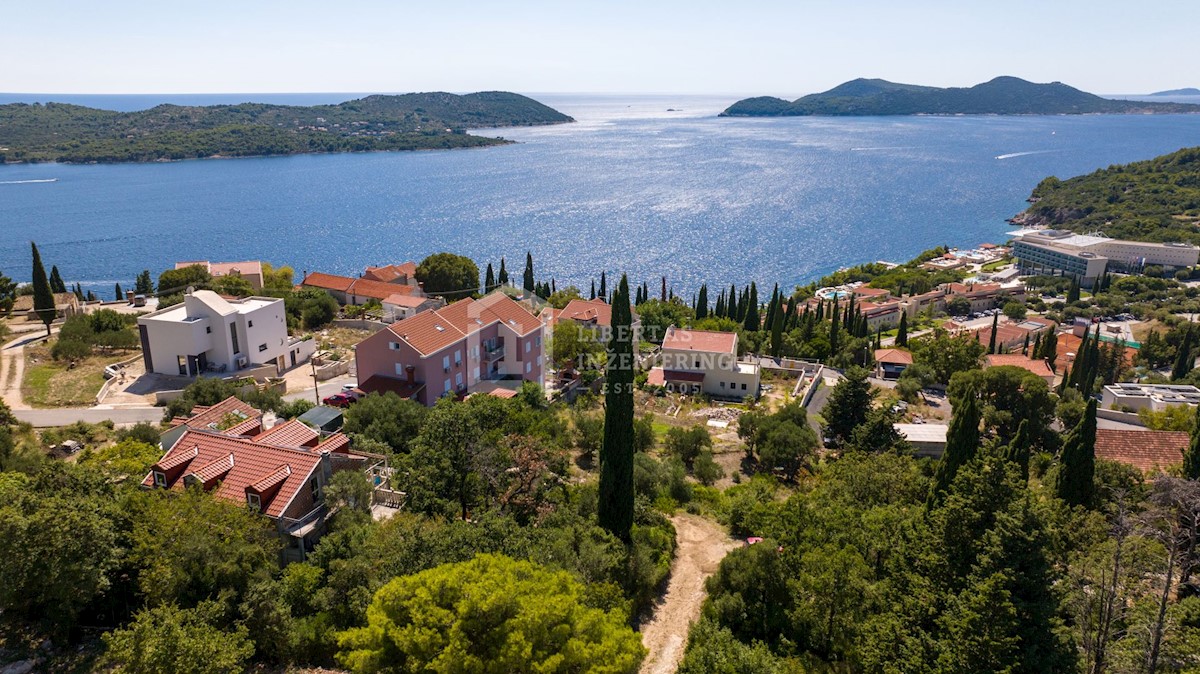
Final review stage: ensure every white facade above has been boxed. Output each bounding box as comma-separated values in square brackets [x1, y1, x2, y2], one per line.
[658, 327, 761, 399]
[1102, 383, 1200, 413]
[138, 291, 292, 376]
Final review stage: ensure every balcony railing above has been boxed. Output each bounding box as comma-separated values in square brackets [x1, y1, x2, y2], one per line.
[483, 345, 505, 362]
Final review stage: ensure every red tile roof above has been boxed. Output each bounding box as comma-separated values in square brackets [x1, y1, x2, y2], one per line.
[384, 293, 430, 308]
[172, 397, 262, 431]
[874, 348, 913, 365]
[156, 445, 198, 471]
[1057, 332, 1137, 369]
[224, 417, 263, 437]
[662, 326, 737, 354]
[254, 420, 320, 449]
[144, 430, 325, 518]
[249, 464, 292, 494]
[558, 298, 614, 326]
[854, 287, 890, 297]
[302, 273, 420, 301]
[302, 272, 356, 292]
[984, 354, 1054, 378]
[1095, 429, 1187, 474]
[316, 433, 351, 454]
[363, 262, 417, 283]
[386, 293, 541, 356]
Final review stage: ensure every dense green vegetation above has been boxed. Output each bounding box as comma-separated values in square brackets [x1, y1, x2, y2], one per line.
[0, 92, 573, 163]
[721, 76, 1200, 117]
[1016, 146, 1200, 243]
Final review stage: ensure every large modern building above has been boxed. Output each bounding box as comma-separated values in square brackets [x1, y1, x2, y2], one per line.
[1102, 383, 1200, 413]
[1010, 229, 1198, 287]
[137, 290, 309, 377]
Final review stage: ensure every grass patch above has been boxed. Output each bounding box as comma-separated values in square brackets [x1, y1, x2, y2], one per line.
[980, 257, 1013, 272]
[21, 346, 126, 408]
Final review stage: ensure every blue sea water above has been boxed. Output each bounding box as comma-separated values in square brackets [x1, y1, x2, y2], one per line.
[1, 93, 1199, 298]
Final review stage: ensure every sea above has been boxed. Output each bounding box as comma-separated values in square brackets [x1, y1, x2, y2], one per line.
[2, 92, 1199, 298]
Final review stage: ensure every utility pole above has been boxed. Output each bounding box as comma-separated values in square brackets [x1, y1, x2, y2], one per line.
[311, 357, 321, 407]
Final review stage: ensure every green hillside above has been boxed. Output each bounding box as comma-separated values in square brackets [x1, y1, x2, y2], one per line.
[1013, 146, 1200, 243]
[721, 76, 1200, 117]
[0, 91, 573, 163]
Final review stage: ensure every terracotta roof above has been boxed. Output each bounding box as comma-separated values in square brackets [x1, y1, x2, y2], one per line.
[224, 417, 263, 437]
[383, 293, 430, 308]
[249, 464, 291, 494]
[315, 433, 351, 454]
[557, 298, 614, 326]
[1057, 332, 1137, 369]
[155, 445, 198, 472]
[358, 374, 425, 400]
[254, 419, 319, 449]
[646, 367, 665, 386]
[143, 429, 325, 518]
[363, 262, 417, 283]
[302, 272, 356, 292]
[347, 277, 418, 301]
[1095, 429, 1187, 474]
[386, 293, 541, 357]
[662, 326, 737, 354]
[875, 348, 913, 365]
[486, 388, 518, 399]
[974, 323, 1033, 347]
[854, 287, 890, 297]
[946, 282, 1002, 297]
[175, 397, 262, 431]
[984, 354, 1054, 378]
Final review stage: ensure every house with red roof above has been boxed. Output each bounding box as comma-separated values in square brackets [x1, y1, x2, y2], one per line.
[362, 262, 419, 286]
[539, 297, 642, 335]
[382, 293, 442, 322]
[354, 291, 545, 406]
[984, 353, 1056, 385]
[146, 400, 388, 562]
[176, 260, 265, 290]
[301, 265, 426, 306]
[648, 325, 760, 398]
[1095, 429, 1187, 474]
[874, 348, 913, 380]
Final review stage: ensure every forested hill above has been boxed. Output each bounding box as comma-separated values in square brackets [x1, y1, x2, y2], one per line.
[0, 91, 574, 163]
[1012, 146, 1200, 243]
[720, 76, 1200, 116]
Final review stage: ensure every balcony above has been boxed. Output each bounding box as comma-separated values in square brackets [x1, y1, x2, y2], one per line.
[483, 344, 506, 362]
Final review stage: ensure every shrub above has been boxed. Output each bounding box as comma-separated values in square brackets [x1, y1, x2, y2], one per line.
[51, 338, 92, 361]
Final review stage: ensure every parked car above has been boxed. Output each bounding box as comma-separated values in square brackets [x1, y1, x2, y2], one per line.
[323, 391, 359, 408]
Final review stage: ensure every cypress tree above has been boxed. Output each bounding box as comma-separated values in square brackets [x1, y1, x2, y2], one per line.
[770, 301, 784, 357]
[30, 242, 55, 336]
[743, 282, 760, 331]
[696, 284, 708, 319]
[727, 285, 739, 319]
[72, 282, 84, 301]
[1003, 419, 1033, 482]
[987, 313, 999, 355]
[498, 257, 508, 285]
[1022, 334, 1030, 356]
[598, 275, 635, 542]
[927, 388, 982, 509]
[1042, 330, 1058, 371]
[829, 301, 841, 355]
[1055, 398, 1097, 508]
[115, 283, 123, 302]
[1185, 404, 1200, 480]
[522, 252, 535, 294]
[86, 290, 96, 302]
[816, 300, 824, 321]
[784, 296, 797, 329]
[49, 265, 66, 294]
[1172, 328, 1194, 381]
[599, 271, 607, 299]
[896, 311, 908, 347]
[590, 279, 596, 300]
[714, 290, 725, 318]
[552, 278, 557, 295]
[484, 263, 495, 292]
[873, 326, 882, 350]
[661, 276, 667, 302]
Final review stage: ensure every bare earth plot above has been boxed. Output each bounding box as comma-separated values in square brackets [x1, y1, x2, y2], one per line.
[639, 513, 739, 674]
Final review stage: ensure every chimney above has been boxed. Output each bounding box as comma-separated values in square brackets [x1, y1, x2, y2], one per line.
[405, 364, 415, 385]
[126, 290, 135, 303]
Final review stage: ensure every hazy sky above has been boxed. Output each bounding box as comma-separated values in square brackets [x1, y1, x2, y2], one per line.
[3, 0, 1193, 95]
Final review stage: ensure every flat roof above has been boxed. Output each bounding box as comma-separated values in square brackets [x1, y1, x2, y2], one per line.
[895, 423, 948, 444]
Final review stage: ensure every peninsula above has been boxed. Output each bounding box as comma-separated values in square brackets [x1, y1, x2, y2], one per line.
[0, 91, 574, 164]
[1148, 87, 1200, 96]
[720, 76, 1200, 117]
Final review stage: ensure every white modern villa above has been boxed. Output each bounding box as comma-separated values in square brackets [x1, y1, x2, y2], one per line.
[648, 325, 760, 399]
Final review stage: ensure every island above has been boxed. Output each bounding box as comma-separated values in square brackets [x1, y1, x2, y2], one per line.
[0, 91, 574, 164]
[720, 76, 1200, 117]
[1010, 146, 1200, 243]
[1148, 87, 1200, 96]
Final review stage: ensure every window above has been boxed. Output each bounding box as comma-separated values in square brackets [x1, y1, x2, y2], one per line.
[443, 355, 450, 372]
[455, 350, 462, 366]
[473, 366, 480, 380]
[177, 355, 187, 376]
[389, 342, 400, 351]
[395, 363, 406, 376]
[258, 343, 267, 352]
[247, 493, 261, 511]
[455, 372, 463, 388]
[153, 471, 167, 487]
[729, 381, 735, 389]
[525, 341, 531, 353]
[444, 378, 452, 393]
[205, 326, 211, 334]
[694, 359, 700, 368]
[720, 381, 726, 388]
[230, 322, 240, 354]
[248, 320, 254, 328]
[309, 478, 321, 502]
[741, 383, 748, 390]
[537, 355, 543, 366]
[535, 335, 542, 347]
[525, 362, 532, 374]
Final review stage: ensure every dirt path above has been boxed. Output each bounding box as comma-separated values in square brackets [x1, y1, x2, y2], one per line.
[639, 513, 739, 674]
[1, 330, 44, 410]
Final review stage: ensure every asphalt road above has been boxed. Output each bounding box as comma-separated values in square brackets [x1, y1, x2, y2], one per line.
[283, 375, 358, 405]
[15, 407, 164, 427]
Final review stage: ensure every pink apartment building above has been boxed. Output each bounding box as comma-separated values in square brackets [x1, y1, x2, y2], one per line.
[355, 292, 545, 405]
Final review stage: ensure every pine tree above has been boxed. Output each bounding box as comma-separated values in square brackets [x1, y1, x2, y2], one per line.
[1055, 398, 1097, 508]
[1003, 419, 1033, 481]
[598, 276, 635, 542]
[522, 252, 535, 294]
[49, 265, 66, 294]
[115, 283, 123, 302]
[498, 258, 508, 285]
[927, 388, 982, 509]
[896, 312, 908, 347]
[696, 284, 708, 319]
[987, 313, 999, 355]
[30, 242, 55, 336]
[484, 263, 496, 292]
[1172, 327, 1194, 381]
[135, 270, 154, 295]
[743, 282, 760, 331]
[599, 271, 607, 299]
[1186, 405, 1200, 480]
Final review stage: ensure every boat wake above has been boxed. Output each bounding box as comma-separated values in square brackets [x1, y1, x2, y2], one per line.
[0, 178, 58, 185]
[995, 150, 1056, 160]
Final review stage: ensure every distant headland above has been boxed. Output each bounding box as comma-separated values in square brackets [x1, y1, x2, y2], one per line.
[720, 76, 1200, 117]
[1148, 87, 1200, 97]
[0, 91, 574, 164]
